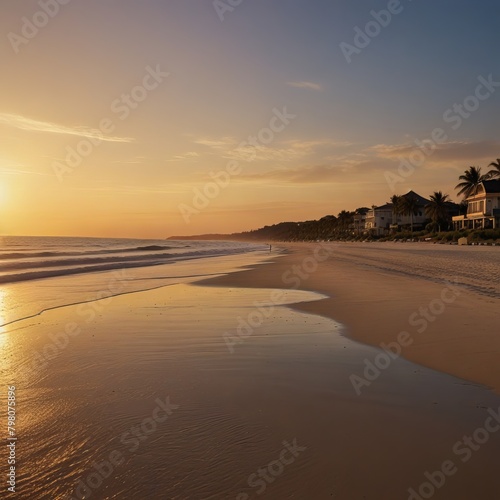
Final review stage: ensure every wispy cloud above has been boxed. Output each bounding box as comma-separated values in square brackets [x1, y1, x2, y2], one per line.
[193, 137, 235, 149]
[170, 152, 200, 161]
[192, 137, 353, 163]
[73, 184, 189, 195]
[286, 81, 322, 91]
[110, 156, 149, 165]
[0, 166, 49, 176]
[370, 139, 500, 166]
[238, 160, 388, 185]
[0, 113, 133, 143]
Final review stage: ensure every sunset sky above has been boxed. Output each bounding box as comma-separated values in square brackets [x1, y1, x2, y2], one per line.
[1, 0, 499, 238]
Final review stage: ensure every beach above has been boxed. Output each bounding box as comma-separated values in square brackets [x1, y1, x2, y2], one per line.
[4, 1, 500, 498]
[205, 242, 500, 394]
[1, 240, 500, 499]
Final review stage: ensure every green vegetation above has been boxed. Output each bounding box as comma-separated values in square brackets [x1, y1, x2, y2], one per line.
[455, 166, 488, 198]
[424, 191, 451, 232]
[171, 158, 500, 245]
[185, 224, 500, 244]
[486, 159, 500, 179]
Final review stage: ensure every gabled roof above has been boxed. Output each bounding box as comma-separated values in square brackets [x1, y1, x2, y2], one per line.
[467, 180, 500, 198]
[483, 180, 500, 193]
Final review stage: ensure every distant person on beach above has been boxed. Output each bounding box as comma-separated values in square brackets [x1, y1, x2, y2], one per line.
[269, 244, 272, 253]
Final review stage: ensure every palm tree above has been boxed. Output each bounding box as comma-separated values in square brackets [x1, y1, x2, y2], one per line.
[458, 199, 468, 216]
[486, 159, 500, 179]
[400, 194, 420, 232]
[390, 195, 403, 225]
[455, 166, 487, 198]
[425, 191, 450, 232]
[337, 210, 353, 235]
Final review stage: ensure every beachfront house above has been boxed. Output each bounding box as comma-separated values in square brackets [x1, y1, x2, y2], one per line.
[394, 191, 431, 230]
[364, 203, 393, 235]
[365, 191, 430, 235]
[352, 208, 369, 235]
[452, 180, 500, 229]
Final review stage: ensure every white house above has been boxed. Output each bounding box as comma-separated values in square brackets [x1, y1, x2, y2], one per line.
[352, 209, 369, 235]
[452, 180, 500, 229]
[365, 191, 430, 235]
[365, 203, 393, 235]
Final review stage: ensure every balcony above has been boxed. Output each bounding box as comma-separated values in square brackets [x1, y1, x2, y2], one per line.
[467, 210, 488, 217]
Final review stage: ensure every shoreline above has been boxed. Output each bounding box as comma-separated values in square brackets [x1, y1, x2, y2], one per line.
[198, 241, 500, 394]
[5, 242, 500, 498]
[0, 248, 273, 330]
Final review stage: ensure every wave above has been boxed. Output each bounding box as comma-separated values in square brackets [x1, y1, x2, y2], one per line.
[0, 245, 176, 260]
[0, 261, 166, 285]
[0, 252, 176, 272]
[0, 246, 257, 285]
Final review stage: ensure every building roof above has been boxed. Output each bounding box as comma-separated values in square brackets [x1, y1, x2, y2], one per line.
[372, 191, 430, 211]
[401, 190, 430, 206]
[374, 203, 393, 211]
[483, 180, 500, 193]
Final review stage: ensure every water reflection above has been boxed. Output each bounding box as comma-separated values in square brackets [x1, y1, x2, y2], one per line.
[0, 288, 9, 350]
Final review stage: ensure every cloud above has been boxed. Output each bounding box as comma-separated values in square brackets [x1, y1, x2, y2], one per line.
[237, 155, 392, 185]
[192, 137, 354, 164]
[73, 184, 189, 195]
[0, 167, 49, 176]
[193, 137, 235, 149]
[170, 152, 200, 161]
[370, 140, 500, 166]
[286, 81, 322, 91]
[0, 113, 133, 143]
[193, 136, 297, 162]
[282, 139, 352, 151]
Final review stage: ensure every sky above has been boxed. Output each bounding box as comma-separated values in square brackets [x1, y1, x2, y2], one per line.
[1, 0, 499, 238]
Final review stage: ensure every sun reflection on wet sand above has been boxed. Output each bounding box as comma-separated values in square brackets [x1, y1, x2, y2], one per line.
[0, 288, 16, 375]
[0, 329, 6, 350]
[0, 287, 12, 327]
[0, 288, 8, 349]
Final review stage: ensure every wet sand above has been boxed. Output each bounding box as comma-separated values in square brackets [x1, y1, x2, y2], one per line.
[199, 241, 500, 498]
[1, 245, 500, 499]
[202, 242, 500, 393]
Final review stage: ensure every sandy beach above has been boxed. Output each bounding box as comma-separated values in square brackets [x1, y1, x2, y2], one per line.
[4, 1, 500, 498]
[204, 242, 500, 394]
[1, 242, 500, 499]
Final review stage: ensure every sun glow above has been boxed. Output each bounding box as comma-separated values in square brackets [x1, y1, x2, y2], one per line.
[0, 180, 8, 206]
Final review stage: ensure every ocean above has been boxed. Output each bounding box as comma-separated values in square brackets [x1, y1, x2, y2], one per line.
[0, 236, 265, 285]
[0, 236, 266, 328]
